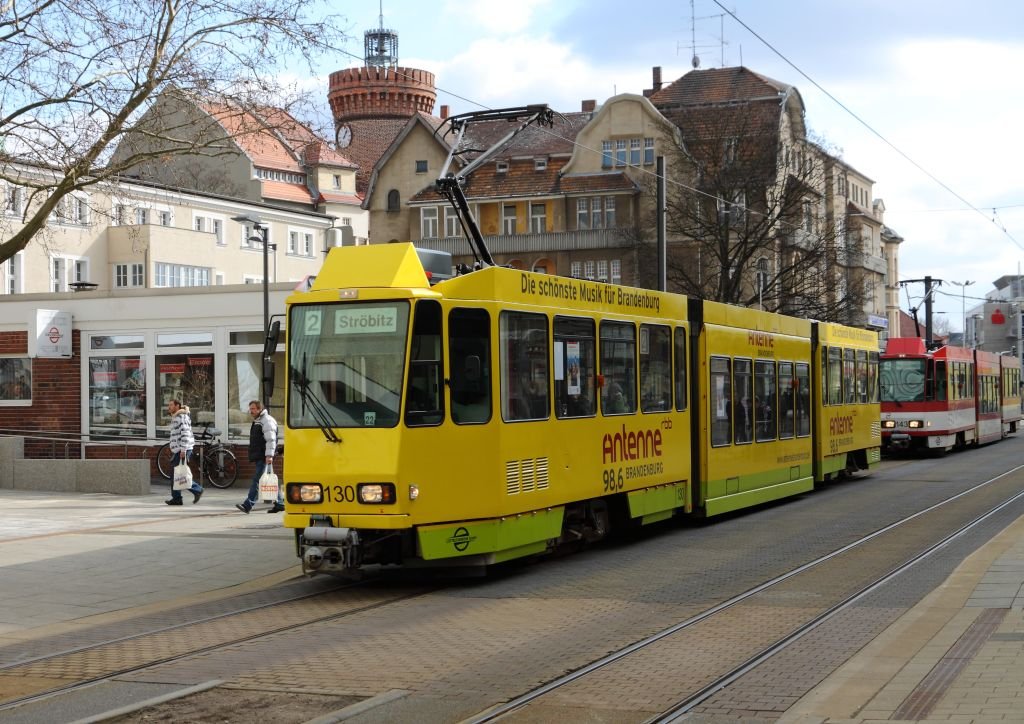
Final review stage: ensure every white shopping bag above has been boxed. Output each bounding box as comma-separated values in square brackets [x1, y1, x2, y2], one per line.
[173, 463, 192, 491]
[259, 469, 279, 502]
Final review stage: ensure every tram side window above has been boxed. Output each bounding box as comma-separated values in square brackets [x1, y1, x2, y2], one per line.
[868, 352, 879, 403]
[934, 361, 948, 401]
[778, 362, 795, 439]
[449, 308, 491, 425]
[674, 328, 687, 411]
[405, 300, 444, 426]
[640, 324, 672, 412]
[600, 321, 636, 415]
[856, 350, 868, 403]
[754, 359, 776, 442]
[500, 311, 549, 421]
[734, 358, 753, 444]
[554, 316, 596, 419]
[843, 349, 856, 403]
[710, 356, 731, 447]
[796, 362, 811, 437]
[827, 347, 842, 405]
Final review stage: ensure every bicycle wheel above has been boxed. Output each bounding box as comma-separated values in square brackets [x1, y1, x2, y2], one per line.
[155, 442, 175, 480]
[204, 447, 239, 488]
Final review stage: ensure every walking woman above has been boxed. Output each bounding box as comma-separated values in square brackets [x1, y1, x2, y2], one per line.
[166, 398, 203, 505]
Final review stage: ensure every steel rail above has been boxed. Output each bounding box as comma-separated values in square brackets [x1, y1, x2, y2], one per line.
[465, 461, 1024, 723]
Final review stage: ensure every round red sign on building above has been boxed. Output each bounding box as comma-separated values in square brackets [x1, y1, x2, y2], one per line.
[992, 309, 1006, 324]
[48, 326, 62, 344]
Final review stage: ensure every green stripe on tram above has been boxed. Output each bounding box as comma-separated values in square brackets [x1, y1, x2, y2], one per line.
[417, 507, 564, 561]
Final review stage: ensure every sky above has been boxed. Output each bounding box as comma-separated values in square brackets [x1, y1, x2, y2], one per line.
[330, 0, 1024, 332]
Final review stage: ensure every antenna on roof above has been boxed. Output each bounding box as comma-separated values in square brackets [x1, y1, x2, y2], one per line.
[690, 0, 700, 69]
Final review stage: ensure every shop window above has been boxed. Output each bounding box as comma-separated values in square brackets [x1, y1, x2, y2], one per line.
[156, 354, 215, 436]
[88, 356, 146, 437]
[228, 349, 285, 439]
[0, 357, 32, 405]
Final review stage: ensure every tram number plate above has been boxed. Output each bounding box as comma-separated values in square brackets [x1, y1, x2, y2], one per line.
[603, 468, 624, 493]
[324, 485, 357, 503]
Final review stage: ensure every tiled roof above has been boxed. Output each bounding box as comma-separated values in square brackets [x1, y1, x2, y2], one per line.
[649, 66, 789, 107]
[201, 102, 303, 173]
[319, 190, 363, 206]
[261, 180, 314, 204]
[409, 159, 637, 203]
[451, 111, 589, 162]
[303, 142, 356, 168]
[342, 116, 423, 193]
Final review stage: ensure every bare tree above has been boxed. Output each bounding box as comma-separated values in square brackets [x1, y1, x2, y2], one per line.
[0, 0, 348, 264]
[635, 105, 868, 323]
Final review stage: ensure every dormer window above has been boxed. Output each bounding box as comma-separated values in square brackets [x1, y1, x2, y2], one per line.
[496, 161, 509, 174]
[534, 159, 547, 171]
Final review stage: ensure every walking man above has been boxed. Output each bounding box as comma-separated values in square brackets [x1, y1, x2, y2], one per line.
[236, 399, 283, 513]
[166, 399, 202, 505]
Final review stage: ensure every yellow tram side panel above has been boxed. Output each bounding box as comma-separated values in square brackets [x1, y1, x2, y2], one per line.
[813, 322, 882, 479]
[697, 301, 814, 517]
[284, 249, 693, 563]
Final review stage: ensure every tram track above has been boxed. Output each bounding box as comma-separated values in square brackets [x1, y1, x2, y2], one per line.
[465, 459, 1024, 723]
[0, 577, 436, 713]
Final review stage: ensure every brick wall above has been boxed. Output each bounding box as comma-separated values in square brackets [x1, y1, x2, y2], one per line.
[0, 330, 82, 458]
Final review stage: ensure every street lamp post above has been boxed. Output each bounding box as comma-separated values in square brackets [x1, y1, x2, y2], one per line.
[950, 280, 974, 347]
[232, 214, 270, 407]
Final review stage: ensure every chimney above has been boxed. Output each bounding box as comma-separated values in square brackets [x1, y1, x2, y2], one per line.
[652, 66, 663, 92]
[440, 104, 449, 120]
[581, 99, 596, 113]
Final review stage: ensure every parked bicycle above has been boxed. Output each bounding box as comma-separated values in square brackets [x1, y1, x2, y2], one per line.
[156, 423, 239, 488]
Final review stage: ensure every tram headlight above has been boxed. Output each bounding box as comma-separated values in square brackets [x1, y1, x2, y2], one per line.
[358, 483, 396, 504]
[908, 419, 923, 429]
[289, 484, 323, 504]
[881, 420, 896, 429]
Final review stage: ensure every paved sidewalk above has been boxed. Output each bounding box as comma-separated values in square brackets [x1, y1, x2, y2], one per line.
[0, 482, 300, 648]
[782, 513, 1024, 723]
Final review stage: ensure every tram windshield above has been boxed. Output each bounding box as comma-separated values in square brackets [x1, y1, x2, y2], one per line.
[879, 358, 926, 403]
[288, 302, 410, 429]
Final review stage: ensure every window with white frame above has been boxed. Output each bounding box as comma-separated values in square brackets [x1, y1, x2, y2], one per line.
[4, 185, 24, 217]
[502, 205, 516, 235]
[3, 253, 23, 294]
[604, 197, 616, 228]
[630, 138, 641, 165]
[615, 140, 627, 166]
[570, 261, 582, 278]
[584, 260, 595, 280]
[534, 158, 547, 171]
[135, 208, 148, 225]
[50, 255, 88, 291]
[154, 262, 210, 288]
[643, 138, 654, 165]
[113, 204, 127, 225]
[241, 223, 268, 249]
[114, 262, 145, 288]
[591, 198, 603, 229]
[610, 259, 621, 284]
[577, 198, 589, 230]
[157, 210, 172, 226]
[55, 195, 89, 225]
[444, 207, 460, 238]
[332, 174, 342, 189]
[601, 141, 613, 168]
[288, 230, 298, 254]
[420, 206, 438, 239]
[597, 260, 608, 282]
[530, 202, 546, 233]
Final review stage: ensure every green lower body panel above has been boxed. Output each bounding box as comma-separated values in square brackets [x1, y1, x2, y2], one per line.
[703, 474, 814, 517]
[866, 446, 881, 466]
[417, 507, 565, 561]
[627, 482, 688, 523]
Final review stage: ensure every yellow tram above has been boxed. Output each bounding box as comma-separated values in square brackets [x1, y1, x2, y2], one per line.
[279, 243, 881, 576]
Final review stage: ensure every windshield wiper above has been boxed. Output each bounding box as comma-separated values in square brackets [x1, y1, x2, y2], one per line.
[290, 355, 342, 443]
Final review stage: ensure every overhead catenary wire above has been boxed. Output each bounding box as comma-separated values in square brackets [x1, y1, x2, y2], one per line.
[710, 0, 1024, 252]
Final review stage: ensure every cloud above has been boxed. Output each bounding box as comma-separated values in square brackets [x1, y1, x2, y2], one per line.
[440, 0, 557, 35]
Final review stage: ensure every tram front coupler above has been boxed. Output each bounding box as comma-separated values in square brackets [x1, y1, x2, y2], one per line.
[301, 526, 361, 574]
